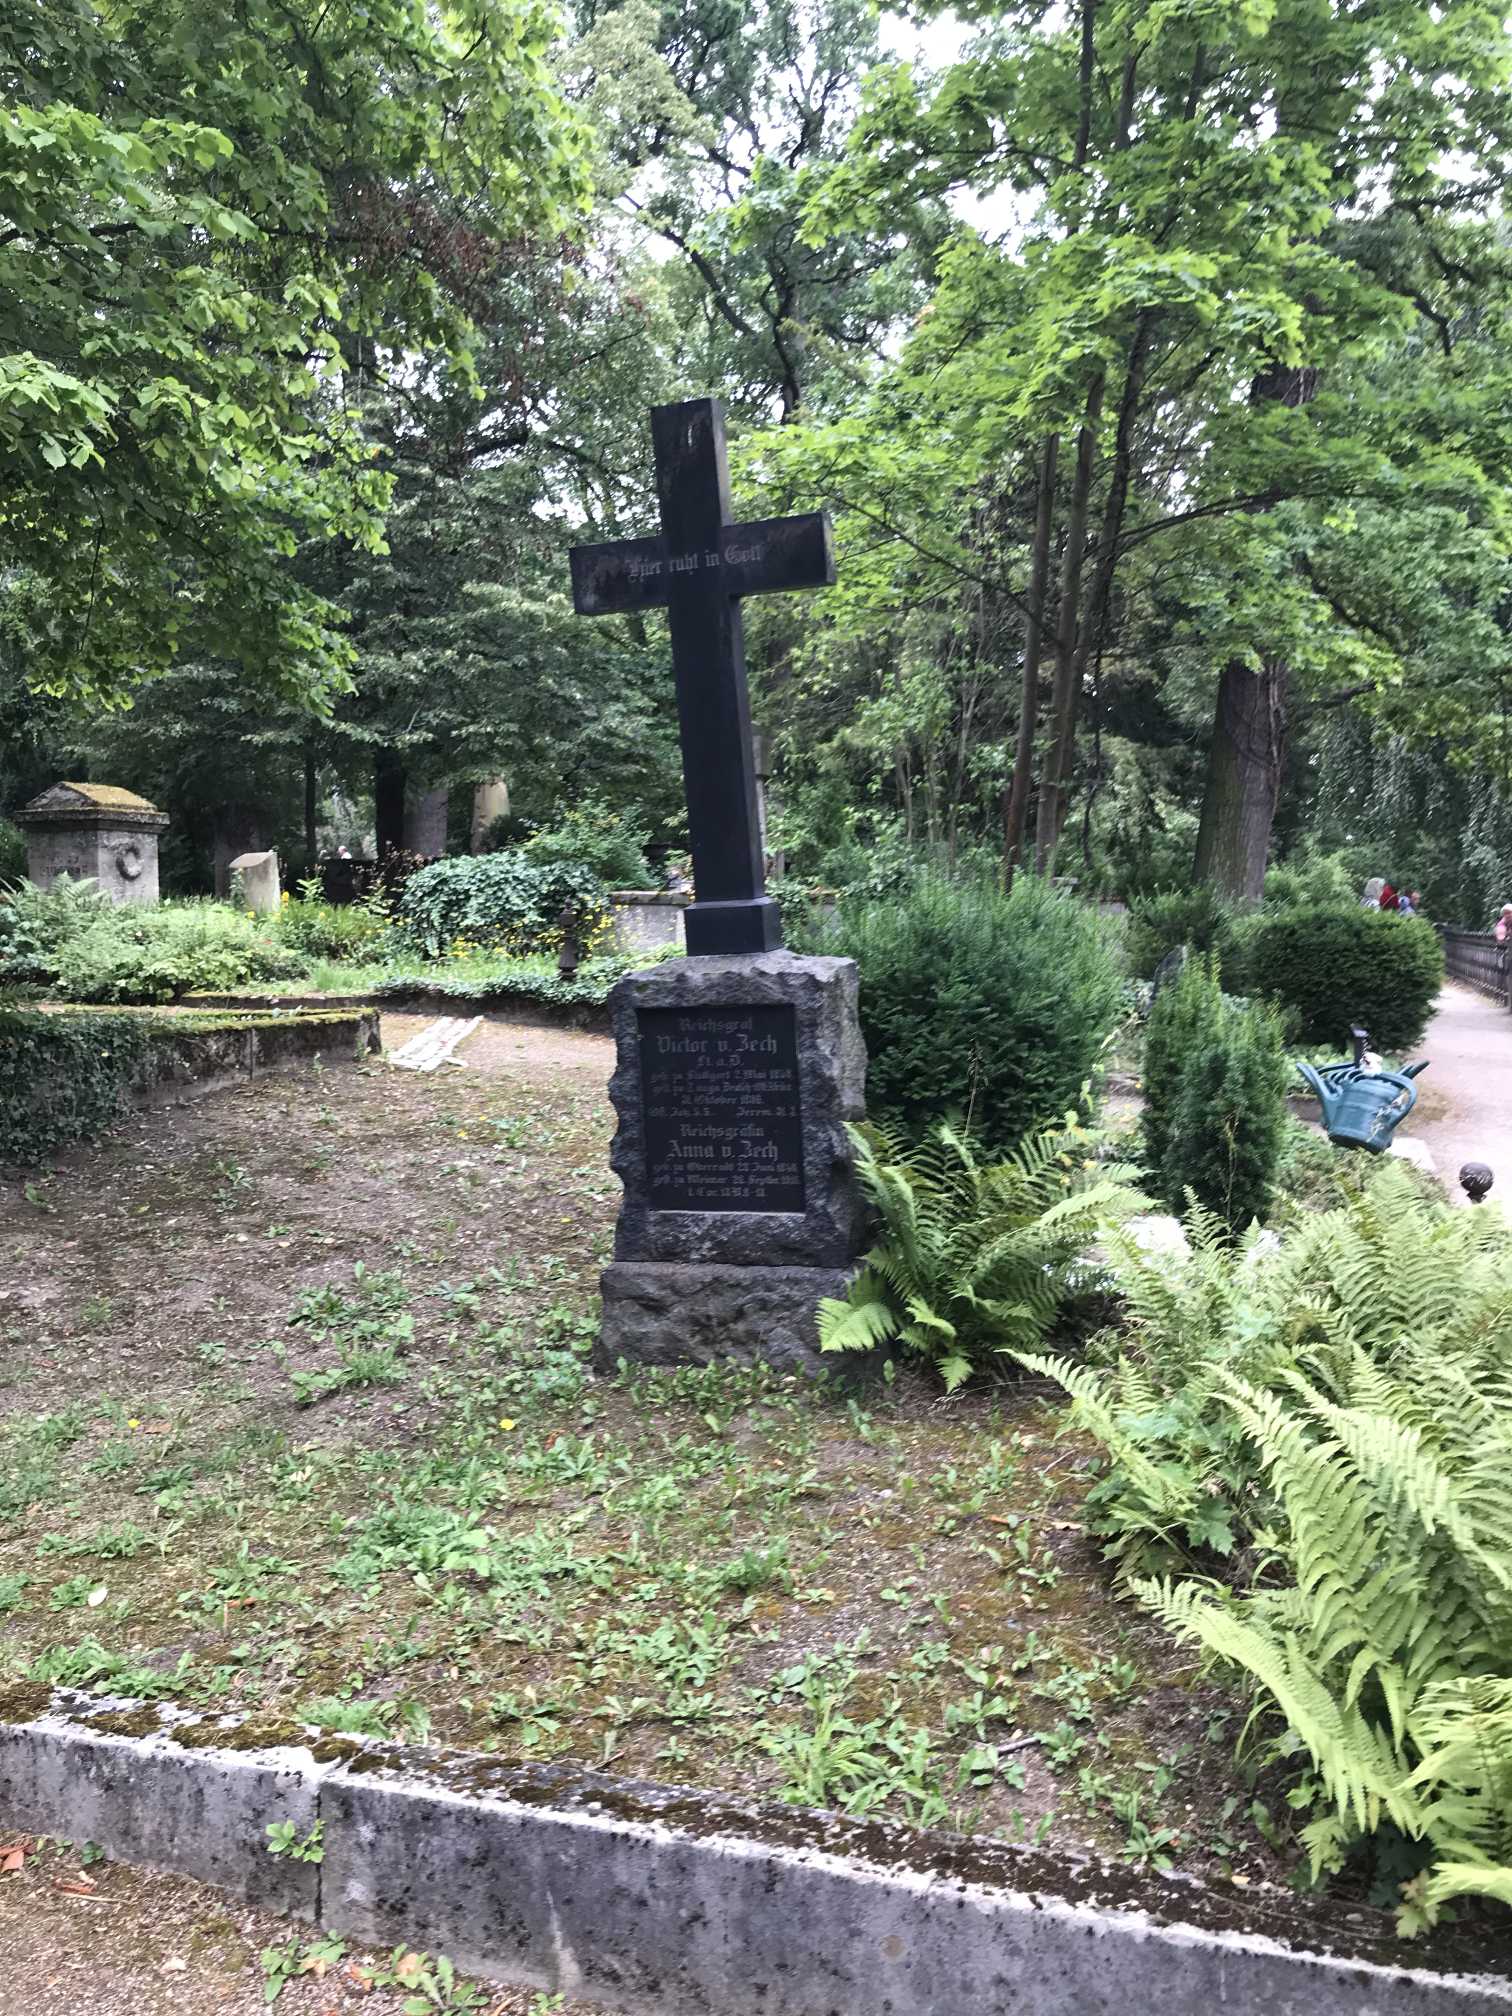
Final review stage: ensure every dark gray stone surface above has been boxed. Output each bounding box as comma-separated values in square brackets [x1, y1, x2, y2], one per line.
[598, 1260, 856, 1373]
[607, 950, 866, 1268]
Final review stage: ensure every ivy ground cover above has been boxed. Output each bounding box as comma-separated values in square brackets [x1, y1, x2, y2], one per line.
[0, 1015, 1331, 1894]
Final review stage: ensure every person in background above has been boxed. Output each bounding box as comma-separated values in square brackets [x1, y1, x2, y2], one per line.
[1361, 876, 1385, 908]
[1495, 904, 1512, 945]
[1397, 889, 1416, 916]
[1410, 890, 1425, 914]
[1380, 882, 1399, 911]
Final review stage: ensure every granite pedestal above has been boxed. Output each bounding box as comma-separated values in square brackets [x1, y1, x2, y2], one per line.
[599, 951, 867, 1372]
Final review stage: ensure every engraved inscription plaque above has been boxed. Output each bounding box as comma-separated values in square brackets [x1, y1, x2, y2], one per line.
[638, 1004, 805, 1212]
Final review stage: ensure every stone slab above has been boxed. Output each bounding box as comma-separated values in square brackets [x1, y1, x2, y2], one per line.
[4, 1693, 1511, 2016]
[229, 848, 281, 914]
[0, 1693, 325, 1918]
[607, 950, 866, 1268]
[597, 1261, 855, 1373]
[321, 1752, 1512, 2016]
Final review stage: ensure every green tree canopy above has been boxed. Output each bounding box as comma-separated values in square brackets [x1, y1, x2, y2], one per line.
[1, 0, 589, 713]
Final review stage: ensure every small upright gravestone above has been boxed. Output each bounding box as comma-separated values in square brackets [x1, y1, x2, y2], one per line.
[572, 398, 867, 1371]
[229, 849, 281, 915]
[15, 782, 168, 905]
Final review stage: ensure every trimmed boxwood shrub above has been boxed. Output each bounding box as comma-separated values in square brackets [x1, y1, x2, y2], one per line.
[1141, 952, 1223, 1184]
[1240, 904, 1444, 1053]
[800, 872, 1123, 1157]
[0, 1009, 149, 1164]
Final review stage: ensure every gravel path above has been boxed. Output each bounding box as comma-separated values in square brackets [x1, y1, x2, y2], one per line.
[1398, 981, 1512, 1202]
[380, 1011, 614, 1083]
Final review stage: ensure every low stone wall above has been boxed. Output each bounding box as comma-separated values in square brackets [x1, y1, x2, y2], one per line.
[608, 889, 690, 954]
[129, 1010, 380, 1107]
[2, 1690, 1508, 2016]
[1, 1008, 380, 1168]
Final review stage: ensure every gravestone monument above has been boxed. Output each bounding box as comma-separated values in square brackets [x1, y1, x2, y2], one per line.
[15, 782, 169, 905]
[229, 849, 281, 914]
[572, 398, 866, 1371]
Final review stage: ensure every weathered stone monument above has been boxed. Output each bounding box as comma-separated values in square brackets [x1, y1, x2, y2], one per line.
[572, 398, 866, 1370]
[229, 849, 281, 914]
[16, 782, 169, 905]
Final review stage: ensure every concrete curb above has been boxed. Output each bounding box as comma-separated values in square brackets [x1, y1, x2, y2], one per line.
[3, 1690, 1511, 2014]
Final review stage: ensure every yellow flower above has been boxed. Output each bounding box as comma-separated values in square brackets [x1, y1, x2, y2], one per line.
[127, 1417, 141, 1430]
[498, 1417, 516, 1432]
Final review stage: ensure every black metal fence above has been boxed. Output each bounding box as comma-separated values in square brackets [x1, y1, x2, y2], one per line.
[1439, 927, 1509, 1005]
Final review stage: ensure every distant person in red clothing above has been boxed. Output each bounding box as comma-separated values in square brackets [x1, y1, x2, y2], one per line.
[1495, 904, 1512, 945]
[1379, 883, 1399, 911]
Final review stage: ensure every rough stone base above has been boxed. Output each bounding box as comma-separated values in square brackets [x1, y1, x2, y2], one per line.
[597, 1261, 853, 1374]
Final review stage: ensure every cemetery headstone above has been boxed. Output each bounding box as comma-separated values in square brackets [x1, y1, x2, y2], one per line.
[572, 397, 867, 1370]
[15, 782, 169, 905]
[229, 849, 281, 914]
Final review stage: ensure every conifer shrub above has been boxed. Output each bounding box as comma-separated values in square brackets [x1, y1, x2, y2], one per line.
[1140, 953, 1222, 1186]
[1143, 957, 1287, 1232]
[802, 872, 1123, 1156]
[1166, 996, 1288, 1233]
[1123, 885, 1237, 981]
[1241, 904, 1443, 1053]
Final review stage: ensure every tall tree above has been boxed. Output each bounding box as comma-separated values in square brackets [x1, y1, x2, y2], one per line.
[1, 0, 588, 712]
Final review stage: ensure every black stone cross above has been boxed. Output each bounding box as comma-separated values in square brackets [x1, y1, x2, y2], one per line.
[569, 397, 834, 956]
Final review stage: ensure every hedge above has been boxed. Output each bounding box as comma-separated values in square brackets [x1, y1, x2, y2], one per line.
[1239, 904, 1444, 1053]
[0, 1009, 150, 1165]
[797, 872, 1124, 1156]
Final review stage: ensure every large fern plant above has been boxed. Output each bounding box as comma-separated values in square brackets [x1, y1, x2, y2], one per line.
[1025, 1162, 1512, 1931]
[818, 1116, 1139, 1390]
[1134, 1355, 1512, 1931]
[1023, 1162, 1512, 1569]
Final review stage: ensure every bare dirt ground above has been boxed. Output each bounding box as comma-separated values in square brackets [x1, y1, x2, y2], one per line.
[0, 1009, 1356, 2002]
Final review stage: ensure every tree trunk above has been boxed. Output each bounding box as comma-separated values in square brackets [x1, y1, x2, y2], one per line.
[1003, 435, 1058, 886]
[1035, 378, 1104, 870]
[303, 747, 318, 867]
[1193, 657, 1289, 902]
[1193, 361, 1317, 899]
[374, 752, 407, 859]
[403, 785, 449, 858]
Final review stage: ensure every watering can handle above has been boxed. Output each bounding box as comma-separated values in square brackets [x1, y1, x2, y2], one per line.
[1295, 1061, 1330, 1102]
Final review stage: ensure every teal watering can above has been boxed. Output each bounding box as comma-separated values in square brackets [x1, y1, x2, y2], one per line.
[1294, 1056, 1428, 1152]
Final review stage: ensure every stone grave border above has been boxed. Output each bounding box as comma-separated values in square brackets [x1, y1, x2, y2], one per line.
[2, 1689, 1508, 2016]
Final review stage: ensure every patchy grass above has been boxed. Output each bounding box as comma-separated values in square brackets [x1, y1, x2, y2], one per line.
[0, 1018, 1286, 1891]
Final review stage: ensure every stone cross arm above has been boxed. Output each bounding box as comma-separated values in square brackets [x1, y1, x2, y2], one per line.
[567, 396, 835, 956]
[570, 512, 834, 617]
